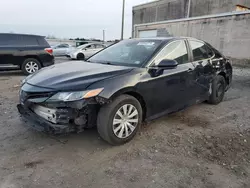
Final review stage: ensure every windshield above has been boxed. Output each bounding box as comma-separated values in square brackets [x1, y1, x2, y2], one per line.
[88, 40, 163, 67]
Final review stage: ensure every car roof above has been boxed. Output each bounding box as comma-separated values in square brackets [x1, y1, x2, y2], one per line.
[0, 33, 44, 37]
[131, 36, 201, 42]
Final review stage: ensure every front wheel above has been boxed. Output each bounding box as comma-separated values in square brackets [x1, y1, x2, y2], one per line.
[97, 95, 143, 145]
[207, 75, 226, 105]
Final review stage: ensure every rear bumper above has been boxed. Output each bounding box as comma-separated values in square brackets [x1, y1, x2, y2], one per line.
[42, 58, 55, 67]
[17, 104, 74, 134]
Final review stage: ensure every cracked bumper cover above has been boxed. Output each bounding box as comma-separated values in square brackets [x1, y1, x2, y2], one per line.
[17, 96, 109, 134]
[17, 104, 75, 134]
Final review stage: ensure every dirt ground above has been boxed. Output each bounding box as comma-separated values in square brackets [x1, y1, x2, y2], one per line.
[0, 59, 250, 188]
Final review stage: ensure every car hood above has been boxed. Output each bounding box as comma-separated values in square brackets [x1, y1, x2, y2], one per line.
[26, 61, 133, 91]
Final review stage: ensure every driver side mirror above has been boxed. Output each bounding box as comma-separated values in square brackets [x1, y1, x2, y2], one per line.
[157, 59, 178, 69]
[148, 59, 178, 77]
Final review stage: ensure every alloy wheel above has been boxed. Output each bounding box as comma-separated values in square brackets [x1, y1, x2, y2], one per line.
[25, 61, 39, 74]
[112, 104, 139, 139]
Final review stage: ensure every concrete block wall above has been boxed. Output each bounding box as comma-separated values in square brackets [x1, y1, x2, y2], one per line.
[133, 0, 189, 25]
[134, 13, 250, 59]
[133, 0, 250, 25]
[190, 0, 250, 17]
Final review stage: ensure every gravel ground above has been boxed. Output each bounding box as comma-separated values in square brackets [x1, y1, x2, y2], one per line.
[0, 58, 250, 188]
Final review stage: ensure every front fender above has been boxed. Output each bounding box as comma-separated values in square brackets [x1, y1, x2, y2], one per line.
[86, 69, 142, 100]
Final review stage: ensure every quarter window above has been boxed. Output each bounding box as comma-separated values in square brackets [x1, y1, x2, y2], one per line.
[189, 40, 210, 61]
[154, 40, 189, 65]
[95, 44, 105, 48]
[57, 44, 68, 48]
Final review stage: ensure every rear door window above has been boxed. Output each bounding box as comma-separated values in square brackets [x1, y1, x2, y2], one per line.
[21, 36, 39, 46]
[57, 44, 69, 48]
[95, 44, 105, 48]
[189, 40, 210, 61]
[205, 45, 215, 58]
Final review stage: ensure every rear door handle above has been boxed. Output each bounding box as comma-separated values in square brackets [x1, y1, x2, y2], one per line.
[187, 68, 193, 73]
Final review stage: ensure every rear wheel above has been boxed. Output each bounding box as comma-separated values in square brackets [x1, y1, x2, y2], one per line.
[77, 53, 85, 60]
[207, 75, 226, 105]
[97, 95, 142, 145]
[21, 58, 41, 75]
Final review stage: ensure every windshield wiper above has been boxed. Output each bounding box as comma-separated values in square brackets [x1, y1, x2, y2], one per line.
[86, 60, 115, 65]
[99, 61, 114, 65]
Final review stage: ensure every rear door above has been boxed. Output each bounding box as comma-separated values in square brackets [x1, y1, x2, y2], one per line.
[188, 40, 214, 101]
[0, 34, 20, 66]
[94, 44, 105, 53]
[84, 44, 98, 58]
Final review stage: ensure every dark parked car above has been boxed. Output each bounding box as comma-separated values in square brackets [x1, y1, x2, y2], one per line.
[0, 33, 54, 75]
[17, 37, 232, 145]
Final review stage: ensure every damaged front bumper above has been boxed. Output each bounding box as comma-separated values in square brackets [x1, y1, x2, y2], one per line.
[17, 96, 108, 134]
[17, 104, 75, 134]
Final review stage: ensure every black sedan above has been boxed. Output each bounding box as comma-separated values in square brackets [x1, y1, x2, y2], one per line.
[17, 37, 232, 145]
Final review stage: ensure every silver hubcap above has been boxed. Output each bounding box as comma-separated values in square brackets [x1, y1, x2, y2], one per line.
[113, 104, 139, 139]
[25, 61, 39, 73]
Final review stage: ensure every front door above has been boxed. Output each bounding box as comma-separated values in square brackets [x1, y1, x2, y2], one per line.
[138, 40, 198, 118]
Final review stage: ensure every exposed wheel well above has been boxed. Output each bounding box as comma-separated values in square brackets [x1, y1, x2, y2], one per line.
[218, 72, 229, 85]
[23, 56, 41, 65]
[125, 91, 147, 121]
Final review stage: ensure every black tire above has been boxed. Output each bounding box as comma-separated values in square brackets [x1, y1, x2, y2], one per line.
[97, 95, 143, 145]
[77, 53, 85, 60]
[21, 58, 41, 75]
[207, 75, 226, 105]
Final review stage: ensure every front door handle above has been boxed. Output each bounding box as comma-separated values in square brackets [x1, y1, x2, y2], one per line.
[187, 68, 193, 73]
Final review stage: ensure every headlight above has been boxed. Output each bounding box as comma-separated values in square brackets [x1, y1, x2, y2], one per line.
[47, 88, 104, 102]
[21, 78, 26, 85]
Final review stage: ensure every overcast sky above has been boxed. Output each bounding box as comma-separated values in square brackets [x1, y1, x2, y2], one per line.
[0, 0, 152, 40]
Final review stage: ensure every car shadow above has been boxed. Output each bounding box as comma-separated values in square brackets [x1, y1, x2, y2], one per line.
[42, 128, 112, 151]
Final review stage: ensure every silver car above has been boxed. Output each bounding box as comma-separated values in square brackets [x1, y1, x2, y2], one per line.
[52, 44, 73, 57]
[68, 43, 106, 60]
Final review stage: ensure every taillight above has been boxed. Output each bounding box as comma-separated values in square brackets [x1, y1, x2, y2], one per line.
[45, 48, 53, 55]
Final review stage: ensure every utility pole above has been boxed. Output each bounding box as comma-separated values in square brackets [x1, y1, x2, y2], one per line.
[187, 0, 191, 18]
[103, 30, 105, 43]
[121, 0, 125, 40]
